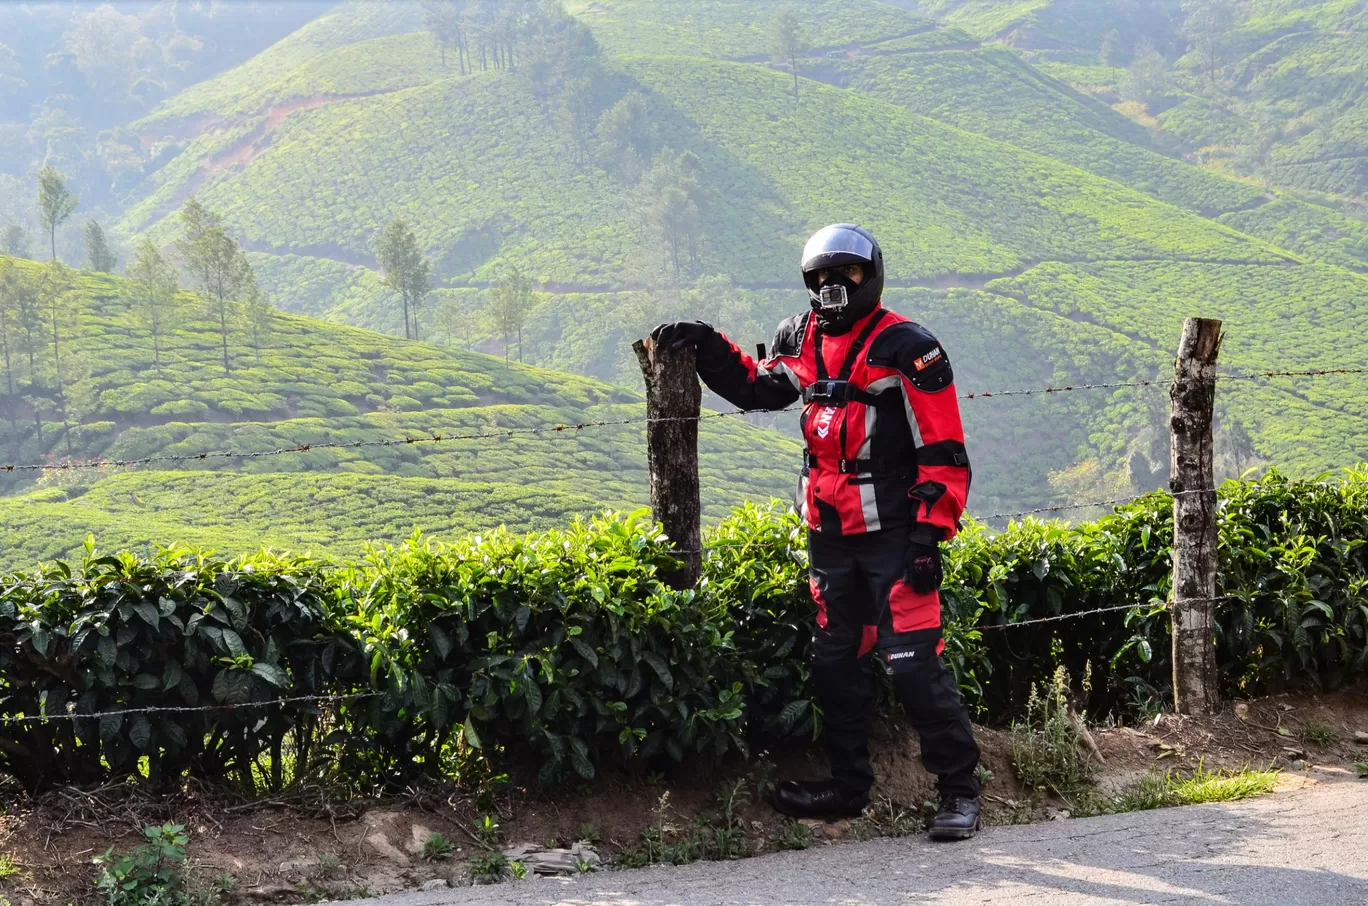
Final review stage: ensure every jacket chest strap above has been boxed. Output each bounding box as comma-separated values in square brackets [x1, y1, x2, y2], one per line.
[802, 380, 884, 407]
[804, 451, 913, 476]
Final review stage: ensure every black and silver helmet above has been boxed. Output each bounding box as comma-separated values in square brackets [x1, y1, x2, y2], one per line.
[801, 223, 884, 333]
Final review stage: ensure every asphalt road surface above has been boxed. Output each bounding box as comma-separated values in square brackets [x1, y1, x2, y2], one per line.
[346, 780, 1368, 906]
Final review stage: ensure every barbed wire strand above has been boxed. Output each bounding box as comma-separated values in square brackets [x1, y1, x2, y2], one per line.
[0, 692, 383, 726]
[6, 367, 1365, 474]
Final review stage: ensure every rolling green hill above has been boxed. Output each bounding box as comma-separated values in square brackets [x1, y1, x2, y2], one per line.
[0, 259, 802, 570]
[907, 2, 1368, 220]
[85, 0, 1368, 520]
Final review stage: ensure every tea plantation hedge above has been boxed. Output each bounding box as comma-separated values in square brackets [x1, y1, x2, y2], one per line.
[3, 470, 1366, 794]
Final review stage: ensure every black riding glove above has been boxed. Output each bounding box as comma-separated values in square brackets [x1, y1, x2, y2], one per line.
[905, 532, 944, 595]
[650, 320, 715, 352]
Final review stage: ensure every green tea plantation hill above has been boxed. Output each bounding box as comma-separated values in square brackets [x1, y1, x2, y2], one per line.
[909, 1, 1368, 264]
[108, 0, 1368, 513]
[0, 258, 802, 571]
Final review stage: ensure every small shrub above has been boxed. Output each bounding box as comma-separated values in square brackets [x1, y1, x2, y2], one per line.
[93, 823, 190, 906]
[316, 854, 343, 878]
[1353, 761, 1368, 777]
[469, 852, 507, 885]
[577, 823, 600, 844]
[508, 860, 528, 880]
[771, 821, 812, 851]
[852, 796, 923, 839]
[473, 816, 501, 846]
[421, 833, 455, 862]
[1010, 666, 1099, 797]
[0, 854, 16, 878]
[1302, 724, 1339, 748]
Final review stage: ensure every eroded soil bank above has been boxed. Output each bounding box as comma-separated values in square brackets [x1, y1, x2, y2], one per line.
[2, 686, 1365, 904]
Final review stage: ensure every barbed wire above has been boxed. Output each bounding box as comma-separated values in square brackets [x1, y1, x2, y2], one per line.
[1220, 366, 1368, 383]
[4, 366, 1366, 474]
[0, 691, 382, 726]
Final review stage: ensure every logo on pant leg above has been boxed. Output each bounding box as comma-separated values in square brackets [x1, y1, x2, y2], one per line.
[886, 650, 916, 662]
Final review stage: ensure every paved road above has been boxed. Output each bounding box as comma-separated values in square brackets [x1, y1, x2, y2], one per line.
[349, 781, 1368, 906]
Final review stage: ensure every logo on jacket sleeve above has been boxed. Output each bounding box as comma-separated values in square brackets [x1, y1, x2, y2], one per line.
[913, 347, 943, 371]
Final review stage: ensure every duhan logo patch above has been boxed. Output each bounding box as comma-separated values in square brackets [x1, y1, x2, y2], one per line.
[913, 347, 943, 372]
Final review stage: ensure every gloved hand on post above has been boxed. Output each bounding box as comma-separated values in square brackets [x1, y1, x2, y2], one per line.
[650, 320, 715, 352]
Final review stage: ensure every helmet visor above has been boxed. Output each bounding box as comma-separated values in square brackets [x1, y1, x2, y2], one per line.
[802, 225, 875, 271]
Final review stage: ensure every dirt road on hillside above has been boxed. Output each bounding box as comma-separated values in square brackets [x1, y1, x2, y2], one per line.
[345, 780, 1368, 906]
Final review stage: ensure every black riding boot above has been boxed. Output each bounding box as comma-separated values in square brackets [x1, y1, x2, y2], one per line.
[772, 659, 875, 819]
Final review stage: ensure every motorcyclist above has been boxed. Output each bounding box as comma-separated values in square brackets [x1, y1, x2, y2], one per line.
[650, 224, 981, 840]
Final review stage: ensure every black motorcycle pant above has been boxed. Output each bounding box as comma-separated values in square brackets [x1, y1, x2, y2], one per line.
[808, 527, 980, 800]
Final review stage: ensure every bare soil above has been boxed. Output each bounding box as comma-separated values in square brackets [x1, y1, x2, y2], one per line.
[3, 686, 1365, 904]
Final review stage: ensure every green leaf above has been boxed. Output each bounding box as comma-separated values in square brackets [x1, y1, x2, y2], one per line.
[569, 737, 594, 779]
[99, 714, 124, 742]
[641, 652, 673, 690]
[525, 679, 543, 716]
[570, 636, 599, 668]
[463, 714, 483, 749]
[128, 714, 153, 751]
[220, 628, 246, 658]
[429, 623, 453, 660]
[212, 670, 252, 705]
[251, 662, 288, 688]
[133, 600, 160, 630]
[132, 673, 160, 690]
[221, 595, 247, 626]
[162, 660, 183, 691]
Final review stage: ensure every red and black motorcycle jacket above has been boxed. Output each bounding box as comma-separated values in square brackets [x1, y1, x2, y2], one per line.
[696, 305, 970, 539]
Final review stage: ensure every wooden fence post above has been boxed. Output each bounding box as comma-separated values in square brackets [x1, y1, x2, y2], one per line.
[1169, 317, 1223, 715]
[633, 337, 702, 588]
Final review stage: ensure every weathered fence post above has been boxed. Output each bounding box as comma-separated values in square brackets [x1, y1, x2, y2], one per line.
[633, 337, 702, 588]
[1169, 317, 1223, 714]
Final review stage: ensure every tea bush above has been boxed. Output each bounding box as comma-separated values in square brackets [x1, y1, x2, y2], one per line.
[3, 471, 1367, 794]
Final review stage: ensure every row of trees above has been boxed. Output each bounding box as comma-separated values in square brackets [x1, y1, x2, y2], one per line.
[422, 0, 598, 81]
[17, 164, 122, 275]
[372, 215, 534, 362]
[1099, 0, 1243, 103]
[0, 190, 277, 456]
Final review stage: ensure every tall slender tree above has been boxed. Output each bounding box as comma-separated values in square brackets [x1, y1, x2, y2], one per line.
[38, 262, 76, 455]
[3, 224, 29, 259]
[1181, 0, 1238, 86]
[125, 238, 181, 373]
[84, 220, 118, 273]
[374, 218, 432, 341]
[243, 268, 273, 361]
[769, 7, 806, 103]
[176, 198, 250, 373]
[1100, 29, 1124, 81]
[0, 261, 23, 449]
[486, 264, 534, 362]
[37, 167, 79, 262]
